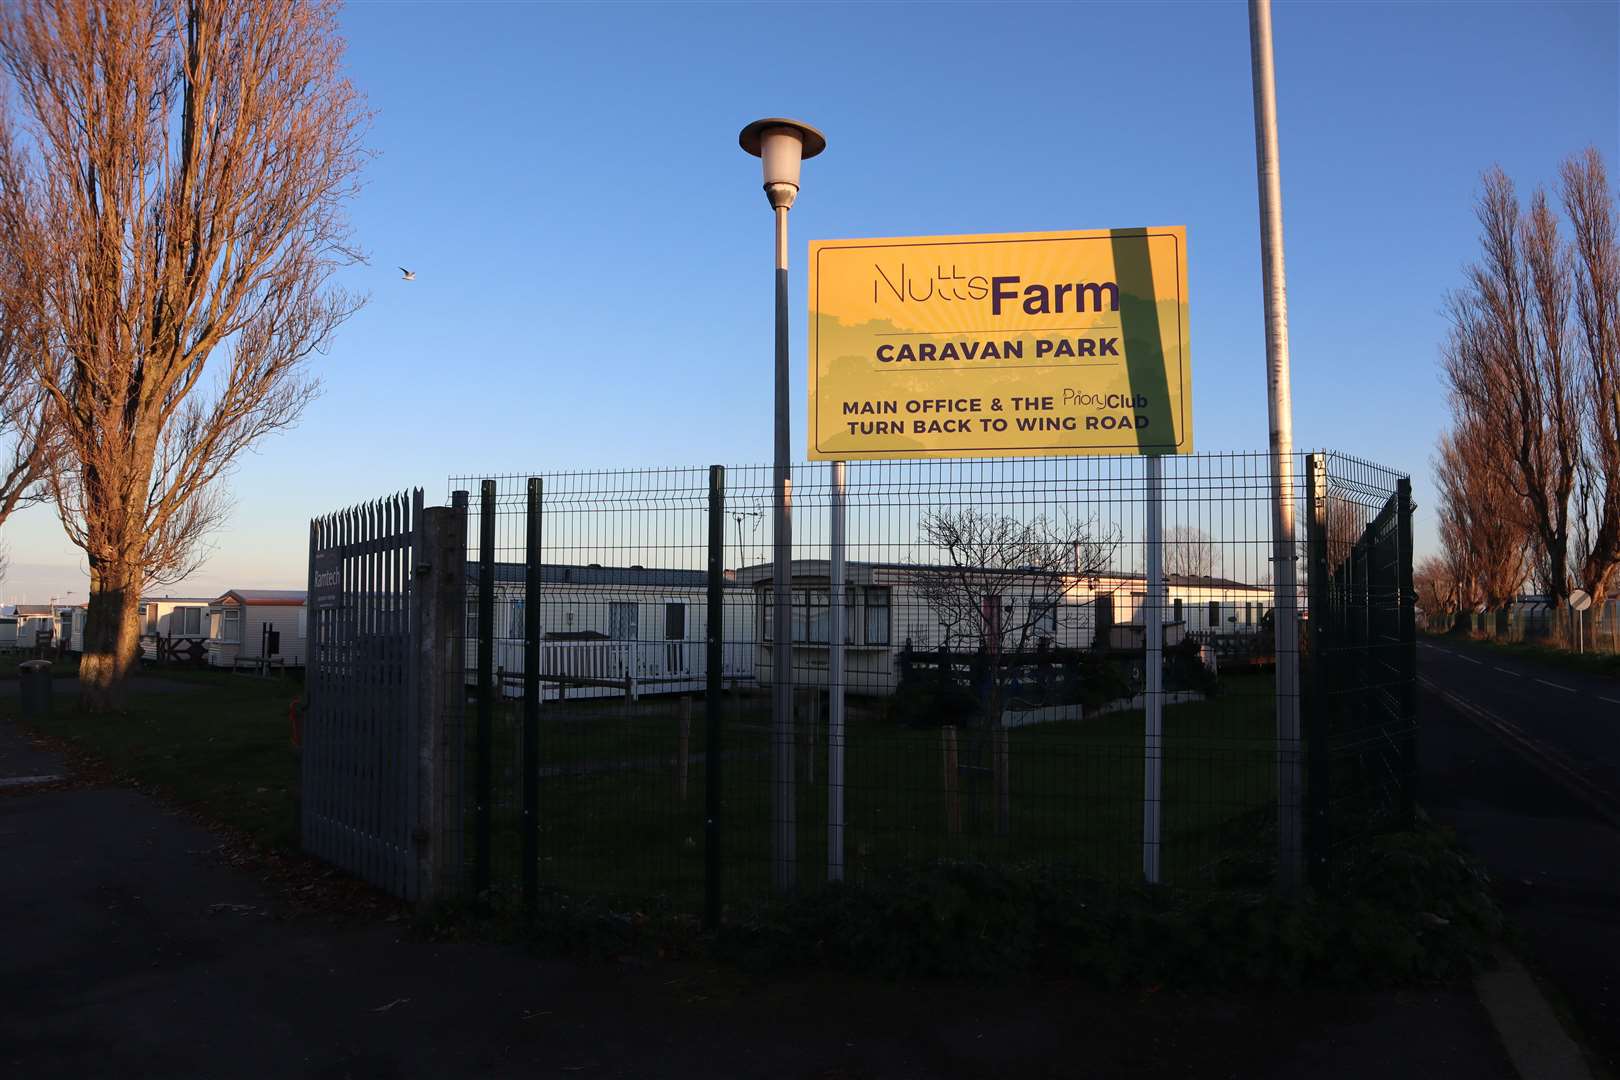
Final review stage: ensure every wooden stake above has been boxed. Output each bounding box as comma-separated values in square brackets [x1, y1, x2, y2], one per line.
[992, 723, 1010, 837]
[677, 696, 691, 802]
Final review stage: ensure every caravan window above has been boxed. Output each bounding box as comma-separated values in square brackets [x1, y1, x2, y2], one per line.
[865, 587, 891, 645]
[218, 607, 241, 643]
[178, 607, 203, 636]
[608, 602, 639, 641]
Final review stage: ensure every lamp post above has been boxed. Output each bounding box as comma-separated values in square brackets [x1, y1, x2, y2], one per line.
[740, 117, 826, 893]
[1248, 0, 1303, 893]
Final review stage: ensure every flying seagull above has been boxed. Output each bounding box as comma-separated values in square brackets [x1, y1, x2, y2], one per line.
[398, 267, 416, 281]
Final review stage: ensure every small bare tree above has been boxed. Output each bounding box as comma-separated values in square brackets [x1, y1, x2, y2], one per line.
[909, 507, 1118, 836]
[910, 508, 1118, 711]
[0, 0, 370, 709]
[1163, 525, 1218, 579]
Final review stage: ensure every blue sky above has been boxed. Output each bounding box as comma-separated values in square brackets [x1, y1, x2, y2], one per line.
[3, 0, 1616, 602]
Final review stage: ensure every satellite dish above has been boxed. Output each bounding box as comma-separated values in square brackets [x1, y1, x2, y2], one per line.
[1569, 589, 1593, 612]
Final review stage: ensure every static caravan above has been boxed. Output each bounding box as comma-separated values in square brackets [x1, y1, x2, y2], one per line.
[53, 605, 86, 653]
[207, 589, 307, 669]
[1088, 572, 1273, 641]
[735, 560, 1093, 695]
[466, 561, 754, 699]
[138, 596, 214, 660]
[735, 561, 1274, 695]
[0, 611, 16, 650]
[12, 605, 55, 649]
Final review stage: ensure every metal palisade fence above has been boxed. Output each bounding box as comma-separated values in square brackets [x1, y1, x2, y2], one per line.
[394, 449, 1416, 919]
[302, 488, 471, 904]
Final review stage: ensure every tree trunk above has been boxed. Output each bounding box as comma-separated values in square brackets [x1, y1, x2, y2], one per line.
[79, 564, 143, 712]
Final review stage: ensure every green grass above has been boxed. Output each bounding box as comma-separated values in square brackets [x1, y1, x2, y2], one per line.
[3, 664, 1280, 910]
[476, 675, 1279, 908]
[4, 668, 303, 850]
[0, 652, 81, 679]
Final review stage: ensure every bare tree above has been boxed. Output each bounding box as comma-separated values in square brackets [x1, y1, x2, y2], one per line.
[1163, 525, 1218, 579]
[1434, 422, 1529, 613]
[908, 507, 1118, 836]
[1562, 150, 1620, 609]
[1438, 151, 1620, 623]
[910, 508, 1118, 715]
[0, 0, 369, 709]
[0, 109, 55, 534]
[1414, 555, 1460, 631]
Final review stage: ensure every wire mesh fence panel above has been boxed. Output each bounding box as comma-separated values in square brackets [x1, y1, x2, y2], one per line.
[441, 449, 1413, 916]
[1306, 452, 1415, 866]
[452, 470, 717, 911]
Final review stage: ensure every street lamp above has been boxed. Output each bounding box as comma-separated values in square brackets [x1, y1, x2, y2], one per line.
[740, 117, 825, 893]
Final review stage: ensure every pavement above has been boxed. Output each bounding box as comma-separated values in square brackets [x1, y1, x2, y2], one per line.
[1419, 636, 1620, 1076]
[0, 684, 1532, 1079]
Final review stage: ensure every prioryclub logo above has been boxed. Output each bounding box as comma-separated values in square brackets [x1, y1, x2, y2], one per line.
[872, 263, 1121, 316]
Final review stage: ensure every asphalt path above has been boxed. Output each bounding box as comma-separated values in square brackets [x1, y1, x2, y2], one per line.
[1419, 637, 1620, 1074]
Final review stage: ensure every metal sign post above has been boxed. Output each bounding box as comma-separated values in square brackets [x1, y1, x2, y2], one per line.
[1570, 589, 1593, 654]
[1144, 455, 1164, 883]
[828, 460, 847, 881]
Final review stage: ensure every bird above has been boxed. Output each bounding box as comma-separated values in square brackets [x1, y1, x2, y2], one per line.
[398, 267, 416, 281]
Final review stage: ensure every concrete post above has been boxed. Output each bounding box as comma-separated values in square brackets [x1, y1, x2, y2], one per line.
[416, 500, 467, 903]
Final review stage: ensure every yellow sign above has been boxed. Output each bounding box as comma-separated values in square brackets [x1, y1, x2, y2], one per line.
[808, 227, 1190, 459]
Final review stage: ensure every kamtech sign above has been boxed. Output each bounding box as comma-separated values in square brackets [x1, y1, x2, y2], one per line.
[808, 228, 1190, 459]
[312, 548, 342, 610]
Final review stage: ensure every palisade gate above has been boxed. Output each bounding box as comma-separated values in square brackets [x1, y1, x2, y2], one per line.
[301, 489, 467, 902]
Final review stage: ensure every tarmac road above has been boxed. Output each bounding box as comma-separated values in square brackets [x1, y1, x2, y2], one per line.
[1419, 637, 1620, 1074]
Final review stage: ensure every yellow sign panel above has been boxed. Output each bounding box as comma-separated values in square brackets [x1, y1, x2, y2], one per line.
[808, 227, 1190, 459]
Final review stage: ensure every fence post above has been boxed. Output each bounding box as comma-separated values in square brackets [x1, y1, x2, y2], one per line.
[1304, 454, 1331, 888]
[704, 465, 725, 931]
[417, 497, 468, 902]
[1396, 477, 1417, 828]
[475, 480, 495, 900]
[523, 478, 542, 914]
[942, 724, 960, 836]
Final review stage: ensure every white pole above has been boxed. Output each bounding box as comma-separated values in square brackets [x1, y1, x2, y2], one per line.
[1249, 0, 1304, 893]
[1144, 455, 1164, 884]
[828, 460, 847, 881]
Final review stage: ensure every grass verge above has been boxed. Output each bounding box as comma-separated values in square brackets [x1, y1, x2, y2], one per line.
[4, 667, 302, 850]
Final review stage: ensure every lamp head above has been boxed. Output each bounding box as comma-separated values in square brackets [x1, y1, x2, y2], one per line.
[739, 117, 826, 210]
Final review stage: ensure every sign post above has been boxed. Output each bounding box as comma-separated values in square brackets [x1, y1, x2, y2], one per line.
[1144, 454, 1164, 883]
[828, 459, 846, 881]
[1570, 589, 1593, 654]
[809, 226, 1190, 883]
